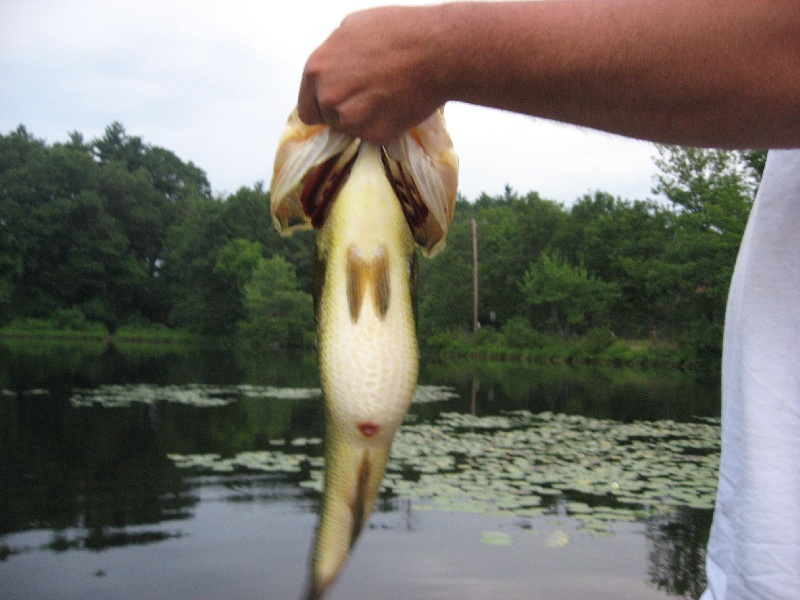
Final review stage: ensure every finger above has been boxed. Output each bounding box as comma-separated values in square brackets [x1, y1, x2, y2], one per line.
[320, 105, 340, 129]
[297, 73, 323, 125]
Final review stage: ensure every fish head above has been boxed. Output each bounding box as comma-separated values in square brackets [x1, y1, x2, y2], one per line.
[269, 108, 459, 254]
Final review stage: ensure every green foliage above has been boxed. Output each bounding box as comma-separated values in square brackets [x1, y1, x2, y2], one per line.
[521, 251, 621, 337]
[647, 146, 756, 367]
[215, 239, 266, 290]
[501, 316, 544, 349]
[0, 123, 756, 374]
[50, 307, 93, 331]
[237, 256, 314, 350]
[474, 189, 568, 324]
[560, 192, 674, 337]
[416, 200, 476, 336]
[582, 327, 616, 354]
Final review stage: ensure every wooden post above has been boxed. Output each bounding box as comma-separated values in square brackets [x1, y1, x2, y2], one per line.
[472, 217, 479, 332]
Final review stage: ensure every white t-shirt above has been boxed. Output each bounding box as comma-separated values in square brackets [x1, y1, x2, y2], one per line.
[702, 149, 800, 599]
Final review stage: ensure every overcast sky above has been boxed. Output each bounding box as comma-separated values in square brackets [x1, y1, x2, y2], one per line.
[1, 0, 663, 204]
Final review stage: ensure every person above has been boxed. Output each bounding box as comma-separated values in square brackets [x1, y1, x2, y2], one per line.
[296, 2, 800, 599]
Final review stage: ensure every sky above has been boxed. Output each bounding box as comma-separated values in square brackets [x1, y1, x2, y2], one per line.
[0, 0, 663, 204]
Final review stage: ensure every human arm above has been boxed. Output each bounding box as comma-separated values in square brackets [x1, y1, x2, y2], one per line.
[297, 0, 800, 148]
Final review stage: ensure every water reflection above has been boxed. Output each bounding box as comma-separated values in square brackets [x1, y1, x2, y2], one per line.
[0, 342, 719, 599]
[647, 508, 711, 598]
[423, 360, 720, 423]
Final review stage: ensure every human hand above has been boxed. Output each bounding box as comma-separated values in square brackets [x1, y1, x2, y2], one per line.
[297, 5, 452, 144]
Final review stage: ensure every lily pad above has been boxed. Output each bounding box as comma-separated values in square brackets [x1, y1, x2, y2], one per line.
[546, 529, 570, 548]
[481, 531, 515, 546]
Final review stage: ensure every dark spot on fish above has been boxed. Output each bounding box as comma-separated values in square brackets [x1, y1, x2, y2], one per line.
[346, 248, 366, 322]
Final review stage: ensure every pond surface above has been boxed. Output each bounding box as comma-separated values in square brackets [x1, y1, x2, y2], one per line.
[0, 342, 720, 600]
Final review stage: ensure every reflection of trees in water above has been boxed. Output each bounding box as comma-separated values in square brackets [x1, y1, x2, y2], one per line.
[49, 528, 183, 552]
[423, 360, 720, 423]
[0, 347, 326, 562]
[646, 507, 712, 599]
[0, 390, 198, 559]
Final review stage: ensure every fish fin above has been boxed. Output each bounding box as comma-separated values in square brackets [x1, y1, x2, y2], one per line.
[349, 452, 371, 546]
[346, 248, 366, 323]
[346, 247, 391, 323]
[372, 249, 390, 319]
[304, 582, 324, 600]
[304, 446, 388, 600]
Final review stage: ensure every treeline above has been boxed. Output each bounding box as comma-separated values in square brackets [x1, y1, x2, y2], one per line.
[422, 147, 763, 370]
[0, 124, 763, 369]
[0, 123, 316, 341]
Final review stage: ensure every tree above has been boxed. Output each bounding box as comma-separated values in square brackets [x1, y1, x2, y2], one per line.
[222, 184, 316, 292]
[653, 145, 757, 215]
[560, 192, 675, 337]
[416, 198, 476, 335]
[237, 256, 314, 349]
[215, 239, 266, 291]
[475, 189, 567, 326]
[0, 126, 146, 329]
[650, 145, 756, 366]
[160, 196, 234, 334]
[91, 121, 211, 201]
[521, 251, 620, 337]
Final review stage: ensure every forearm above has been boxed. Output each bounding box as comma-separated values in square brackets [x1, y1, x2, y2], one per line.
[435, 0, 800, 148]
[299, 0, 800, 148]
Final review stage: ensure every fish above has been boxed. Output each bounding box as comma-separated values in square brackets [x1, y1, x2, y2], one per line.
[270, 108, 458, 599]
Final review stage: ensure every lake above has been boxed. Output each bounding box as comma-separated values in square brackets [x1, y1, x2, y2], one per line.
[0, 341, 720, 600]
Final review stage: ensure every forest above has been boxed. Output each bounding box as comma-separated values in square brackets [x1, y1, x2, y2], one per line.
[0, 123, 765, 373]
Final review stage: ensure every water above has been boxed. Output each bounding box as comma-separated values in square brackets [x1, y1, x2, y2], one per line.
[0, 341, 719, 599]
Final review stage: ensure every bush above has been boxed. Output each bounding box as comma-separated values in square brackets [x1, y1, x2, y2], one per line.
[51, 307, 92, 331]
[582, 327, 616, 354]
[501, 316, 544, 349]
[679, 321, 723, 376]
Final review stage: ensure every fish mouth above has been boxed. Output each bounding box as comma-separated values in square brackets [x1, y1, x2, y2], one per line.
[300, 140, 360, 229]
[298, 139, 431, 237]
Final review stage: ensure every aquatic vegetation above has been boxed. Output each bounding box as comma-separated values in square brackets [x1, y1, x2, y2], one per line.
[546, 529, 571, 547]
[411, 386, 462, 404]
[165, 404, 720, 537]
[167, 449, 315, 474]
[481, 531, 515, 546]
[382, 411, 719, 522]
[70, 384, 239, 408]
[1, 388, 50, 397]
[68, 383, 456, 408]
[237, 385, 322, 400]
